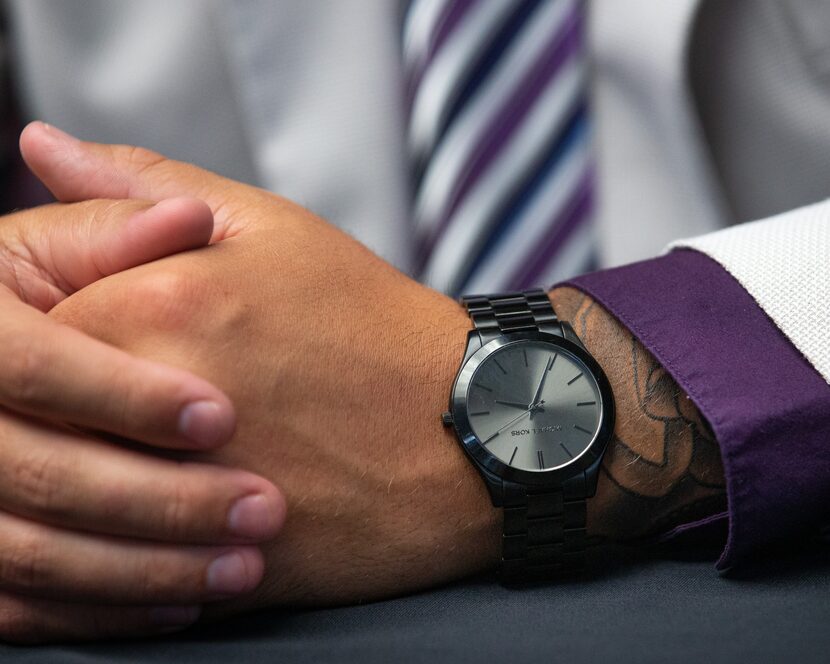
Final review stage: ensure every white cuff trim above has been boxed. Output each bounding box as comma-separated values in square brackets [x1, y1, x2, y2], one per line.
[667, 198, 830, 384]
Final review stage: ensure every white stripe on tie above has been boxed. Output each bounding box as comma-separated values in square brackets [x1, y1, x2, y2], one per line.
[403, 0, 449, 76]
[461, 132, 591, 292]
[413, 0, 576, 236]
[421, 54, 587, 292]
[407, 0, 518, 159]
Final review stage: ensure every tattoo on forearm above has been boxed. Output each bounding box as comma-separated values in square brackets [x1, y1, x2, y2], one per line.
[551, 288, 727, 541]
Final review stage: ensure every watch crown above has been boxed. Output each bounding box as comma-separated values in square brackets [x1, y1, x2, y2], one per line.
[441, 411, 454, 427]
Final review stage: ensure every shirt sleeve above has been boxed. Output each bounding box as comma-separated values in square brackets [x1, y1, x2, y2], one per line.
[558, 199, 830, 571]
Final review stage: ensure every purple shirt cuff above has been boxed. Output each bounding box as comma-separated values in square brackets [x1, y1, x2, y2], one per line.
[559, 248, 830, 570]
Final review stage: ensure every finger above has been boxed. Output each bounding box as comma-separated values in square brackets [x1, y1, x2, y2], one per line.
[46, 197, 214, 296]
[1, 197, 213, 310]
[0, 290, 236, 450]
[0, 511, 264, 604]
[0, 593, 202, 644]
[0, 197, 233, 450]
[0, 411, 285, 543]
[19, 121, 257, 239]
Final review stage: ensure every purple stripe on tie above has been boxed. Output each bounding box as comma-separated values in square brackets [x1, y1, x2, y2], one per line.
[428, 0, 479, 66]
[508, 168, 593, 288]
[418, 6, 584, 267]
[406, 0, 479, 108]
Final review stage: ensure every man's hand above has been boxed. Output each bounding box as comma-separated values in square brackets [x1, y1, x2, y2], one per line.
[24, 123, 501, 616]
[0, 194, 232, 448]
[26, 123, 725, 639]
[0, 153, 286, 641]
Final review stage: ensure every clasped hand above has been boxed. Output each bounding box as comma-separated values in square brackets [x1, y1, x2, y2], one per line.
[0, 123, 498, 642]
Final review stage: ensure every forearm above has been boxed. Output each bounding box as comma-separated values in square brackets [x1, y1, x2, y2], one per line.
[548, 286, 727, 542]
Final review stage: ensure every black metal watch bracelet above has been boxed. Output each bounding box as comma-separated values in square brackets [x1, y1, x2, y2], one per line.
[461, 290, 588, 584]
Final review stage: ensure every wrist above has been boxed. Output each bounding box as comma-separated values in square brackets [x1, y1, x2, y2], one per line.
[547, 286, 726, 542]
[414, 292, 501, 581]
[417, 281, 725, 586]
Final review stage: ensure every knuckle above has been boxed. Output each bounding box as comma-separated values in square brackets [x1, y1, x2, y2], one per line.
[121, 145, 168, 176]
[134, 270, 191, 302]
[10, 449, 70, 519]
[144, 551, 203, 600]
[129, 546, 195, 602]
[160, 479, 193, 541]
[133, 551, 174, 601]
[133, 556, 156, 600]
[86, 196, 128, 219]
[130, 270, 201, 331]
[88, 198, 135, 232]
[108, 372, 142, 440]
[0, 530, 49, 592]
[74, 197, 130, 228]
[2, 334, 51, 408]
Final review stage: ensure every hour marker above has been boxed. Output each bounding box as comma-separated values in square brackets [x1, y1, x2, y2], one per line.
[567, 372, 583, 385]
[477, 384, 493, 393]
[493, 358, 507, 375]
[523, 349, 528, 367]
[537, 450, 545, 469]
[469, 410, 490, 416]
[483, 431, 500, 444]
[574, 424, 593, 435]
[509, 447, 518, 466]
[560, 442, 574, 459]
[548, 353, 557, 371]
[577, 401, 596, 407]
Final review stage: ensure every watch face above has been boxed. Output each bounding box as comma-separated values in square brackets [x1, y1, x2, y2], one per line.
[465, 340, 603, 472]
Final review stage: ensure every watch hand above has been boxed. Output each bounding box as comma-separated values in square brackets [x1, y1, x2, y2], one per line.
[495, 399, 532, 410]
[490, 408, 533, 440]
[529, 355, 554, 418]
[528, 357, 553, 408]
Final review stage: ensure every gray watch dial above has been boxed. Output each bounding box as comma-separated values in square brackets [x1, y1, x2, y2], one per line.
[466, 340, 602, 472]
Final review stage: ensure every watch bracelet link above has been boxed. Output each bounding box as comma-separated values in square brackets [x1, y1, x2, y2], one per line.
[462, 289, 563, 343]
[500, 477, 587, 584]
[461, 289, 588, 584]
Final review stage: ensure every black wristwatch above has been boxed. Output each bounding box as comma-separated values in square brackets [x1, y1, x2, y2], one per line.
[441, 289, 615, 585]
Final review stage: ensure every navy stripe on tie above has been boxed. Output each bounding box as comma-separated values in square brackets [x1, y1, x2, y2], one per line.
[404, 0, 478, 114]
[454, 103, 588, 294]
[410, 0, 540, 193]
[431, 0, 544, 160]
[511, 167, 594, 288]
[416, 6, 584, 272]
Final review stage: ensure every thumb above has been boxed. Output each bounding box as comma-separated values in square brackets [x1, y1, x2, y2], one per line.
[2, 197, 214, 310]
[19, 122, 245, 240]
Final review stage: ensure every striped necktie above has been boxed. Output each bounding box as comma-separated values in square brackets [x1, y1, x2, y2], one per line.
[404, 0, 595, 296]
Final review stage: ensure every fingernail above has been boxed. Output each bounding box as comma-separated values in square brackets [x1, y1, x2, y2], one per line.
[206, 551, 252, 595]
[179, 400, 227, 448]
[228, 493, 280, 539]
[148, 605, 202, 629]
[39, 121, 80, 143]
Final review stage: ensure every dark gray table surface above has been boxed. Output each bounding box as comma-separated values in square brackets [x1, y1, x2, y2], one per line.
[3, 544, 828, 664]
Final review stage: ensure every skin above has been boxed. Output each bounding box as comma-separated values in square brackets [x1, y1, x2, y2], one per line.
[2, 123, 725, 641]
[0, 191, 286, 641]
